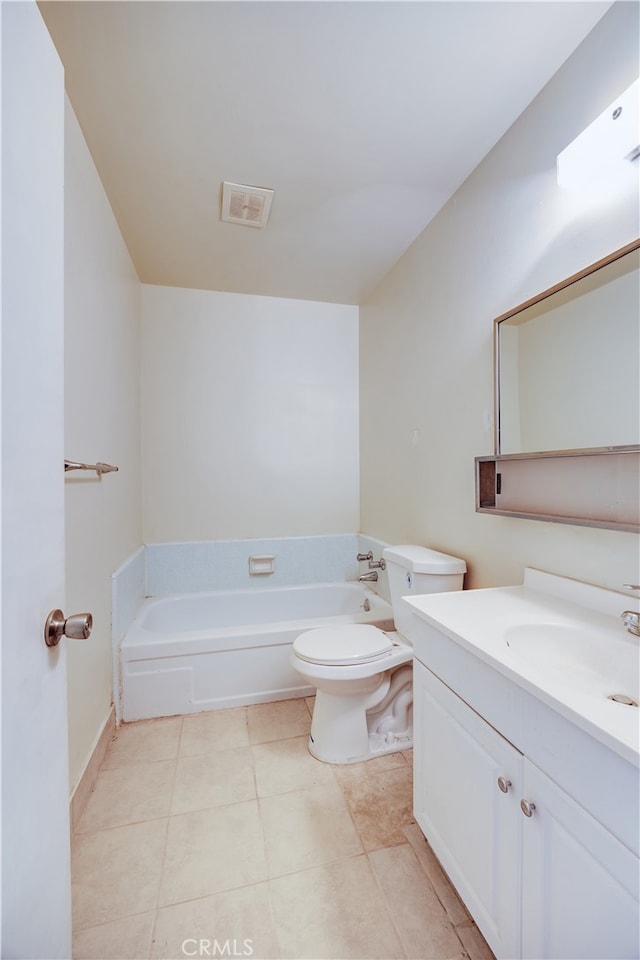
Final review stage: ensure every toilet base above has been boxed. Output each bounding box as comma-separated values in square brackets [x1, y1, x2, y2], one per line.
[307, 663, 413, 764]
[308, 727, 412, 764]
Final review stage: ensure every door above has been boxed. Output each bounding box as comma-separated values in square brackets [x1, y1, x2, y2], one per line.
[521, 759, 640, 960]
[1, 3, 70, 957]
[413, 661, 522, 960]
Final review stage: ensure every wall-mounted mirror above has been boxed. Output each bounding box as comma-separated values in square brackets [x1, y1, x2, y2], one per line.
[495, 240, 640, 456]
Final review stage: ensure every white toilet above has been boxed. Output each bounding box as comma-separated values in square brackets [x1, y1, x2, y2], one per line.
[290, 545, 466, 763]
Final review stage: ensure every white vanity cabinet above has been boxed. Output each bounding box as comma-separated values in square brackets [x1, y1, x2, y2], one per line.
[413, 659, 640, 960]
[413, 660, 522, 959]
[520, 760, 639, 960]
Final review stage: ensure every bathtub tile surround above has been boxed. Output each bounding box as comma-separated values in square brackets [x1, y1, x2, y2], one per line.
[112, 535, 388, 643]
[111, 546, 147, 643]
[112, 535, 390, 625]
[145, 534, 362, 596]
[72, 698, 492, 960]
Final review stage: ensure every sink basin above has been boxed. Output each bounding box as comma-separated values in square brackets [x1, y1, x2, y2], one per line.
[504, 622, 639, 700]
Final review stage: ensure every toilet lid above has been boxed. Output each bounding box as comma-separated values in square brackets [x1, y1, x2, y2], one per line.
[294, 624, 393, 666]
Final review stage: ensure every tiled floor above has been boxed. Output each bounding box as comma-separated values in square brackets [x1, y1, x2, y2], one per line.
[72, 698, 495, 960]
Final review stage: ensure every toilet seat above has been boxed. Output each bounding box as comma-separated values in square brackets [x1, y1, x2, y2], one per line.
[294, 624, 393, 666]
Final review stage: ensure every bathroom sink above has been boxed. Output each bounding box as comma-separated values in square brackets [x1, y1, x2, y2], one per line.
[504, 622, 640, 701]
[403, 567, 640, 764]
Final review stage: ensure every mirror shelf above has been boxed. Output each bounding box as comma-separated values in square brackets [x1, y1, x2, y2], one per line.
[476, 447, 639, 533]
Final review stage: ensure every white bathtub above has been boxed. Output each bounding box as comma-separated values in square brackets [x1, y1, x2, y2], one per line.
[120, 582, 394, 721]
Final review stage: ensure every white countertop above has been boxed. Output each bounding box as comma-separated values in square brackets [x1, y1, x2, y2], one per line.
[404, 569, 640, 767]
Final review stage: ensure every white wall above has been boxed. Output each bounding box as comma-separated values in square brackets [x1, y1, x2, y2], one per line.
[141, 285, 359, 543]
[360, 2, 639, 590]
[64, 101, 142, 791]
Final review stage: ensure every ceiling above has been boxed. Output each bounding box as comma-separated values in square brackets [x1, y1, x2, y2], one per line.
[39, 1, 611, 305]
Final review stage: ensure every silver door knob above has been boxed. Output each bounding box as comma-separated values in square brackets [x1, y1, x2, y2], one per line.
[44, 609, 93, 647]
[520, 799, 536, 818]
[497, 777, 512, 793]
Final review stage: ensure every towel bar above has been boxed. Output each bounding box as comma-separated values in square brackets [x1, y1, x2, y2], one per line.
[64, 459, 118, 477]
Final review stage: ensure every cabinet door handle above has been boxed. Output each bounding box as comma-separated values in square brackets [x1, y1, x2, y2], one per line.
[497, 776, 512, 793]
[520, 799, 536, 817]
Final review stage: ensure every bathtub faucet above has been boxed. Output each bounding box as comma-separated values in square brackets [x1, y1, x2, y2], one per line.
[359, 571, 378, 582]
[357, 550, 386, 571]
[621, 610, 640, 636]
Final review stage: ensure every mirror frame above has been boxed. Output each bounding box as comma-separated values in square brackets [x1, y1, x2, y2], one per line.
[493, 238, 640, 457]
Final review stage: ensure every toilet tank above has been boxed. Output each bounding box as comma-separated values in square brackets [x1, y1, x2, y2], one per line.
[382, 545, 466, 638]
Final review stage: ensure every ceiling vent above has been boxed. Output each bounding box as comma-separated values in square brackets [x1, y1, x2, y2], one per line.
[220, 181, 274, 228]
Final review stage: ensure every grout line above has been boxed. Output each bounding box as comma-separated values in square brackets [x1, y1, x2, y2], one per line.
[149, 715, 184, 959]
[72, 908, 157, 944]
[402, 825, 492, 960]
[364, 848, 410, 960]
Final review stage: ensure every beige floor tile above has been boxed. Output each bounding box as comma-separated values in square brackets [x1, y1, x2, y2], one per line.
[151, 883, 279, 960]
[72, 819, 167, 930]
[456, 921, 496, 960]
[332, 751, 409, 780]
[73, 912, 154, 960]
[76, 760, 175, 834]
[403, 823, 471, 927]
[171, 746, 256, 815]
[71, 698, 478, 960]
[102, 717, 183, 770]
[335, 759, 414, 851]
[180, 708, 250, 756]
[247, 698, 311, 744]
[253, 735, 335, 797]
[159, 800, 267, 906]
[269, 854, 404, 959]
[304, 696, 315, 715]
[369, 844, 467, 960]
[261, 782, 363, 877]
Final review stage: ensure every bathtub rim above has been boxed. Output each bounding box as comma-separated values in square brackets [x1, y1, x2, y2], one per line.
[121, 580, 394, 656]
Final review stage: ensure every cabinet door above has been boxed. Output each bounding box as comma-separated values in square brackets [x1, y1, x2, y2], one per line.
[413, 661, 522, 960]
[521, 760, 639, 960]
